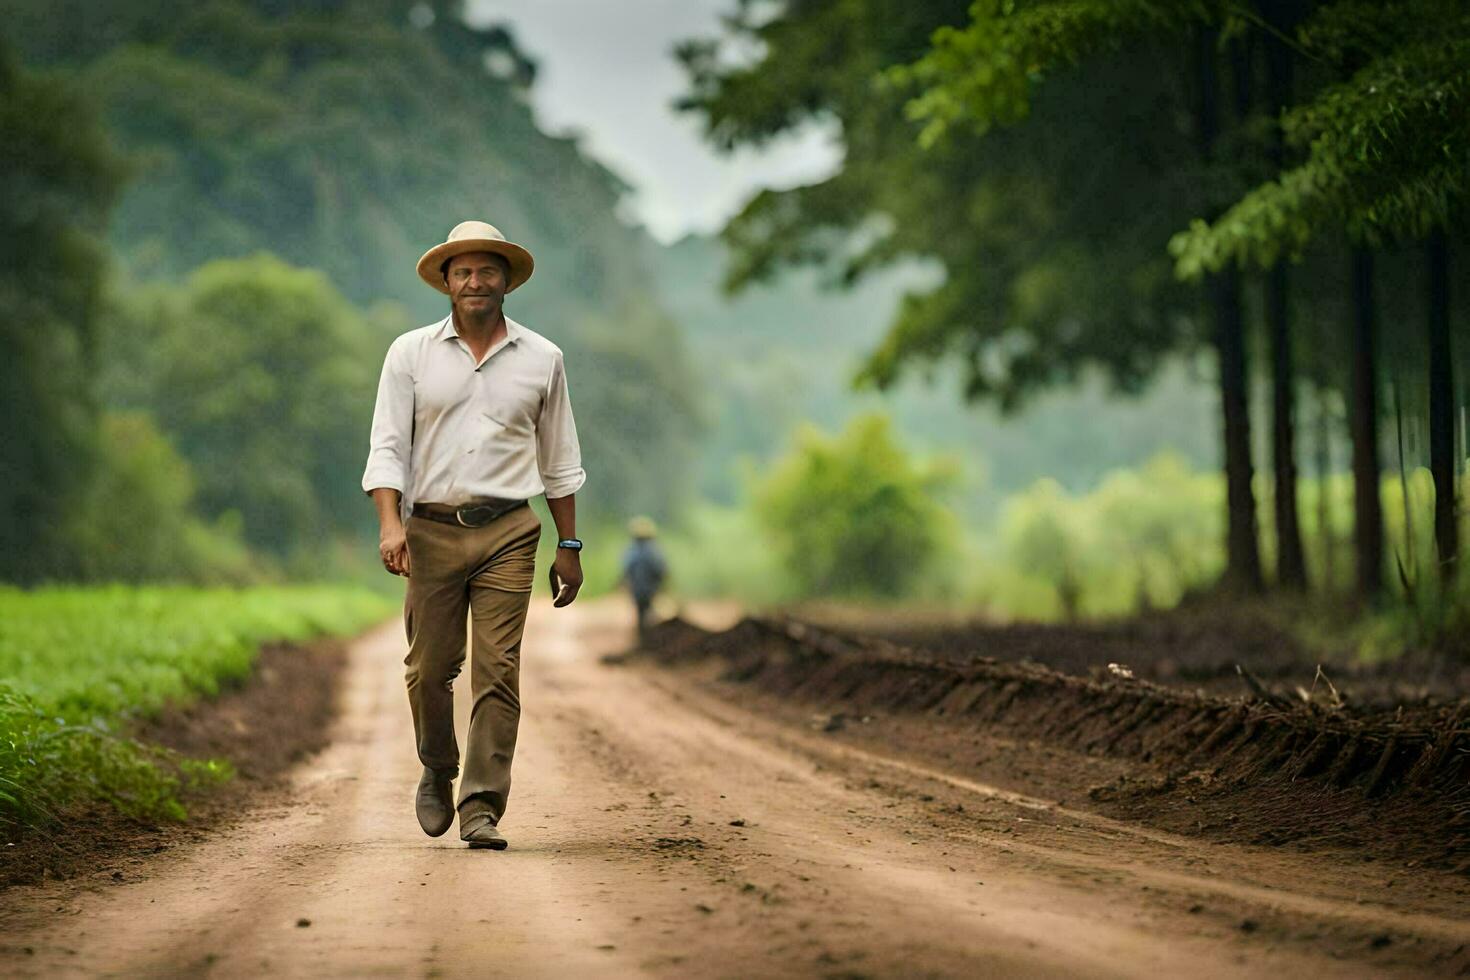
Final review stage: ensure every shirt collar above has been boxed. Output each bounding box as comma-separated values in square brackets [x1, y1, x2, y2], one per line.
[435, 313, 522, 346]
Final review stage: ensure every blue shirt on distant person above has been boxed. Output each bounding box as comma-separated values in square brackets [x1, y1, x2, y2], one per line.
[621, 539, 667, 602]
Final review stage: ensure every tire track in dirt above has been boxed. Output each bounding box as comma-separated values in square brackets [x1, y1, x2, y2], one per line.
[634, 666, 1470, 953]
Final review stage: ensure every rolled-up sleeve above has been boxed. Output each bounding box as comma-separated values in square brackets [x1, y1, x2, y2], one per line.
[536, 352, 586, 499]
[361, 338, 413, 495]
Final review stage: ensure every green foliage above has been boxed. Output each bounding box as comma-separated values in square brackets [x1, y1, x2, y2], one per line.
[978, 455, 1470, 622]
[986, 453, 1224, 618]
[755, 414, 958, 596]
[103, 255, 378, 556]
[662, 234, 1222, 521]
[679, 0, 1203, 412]
[901, 0, 1470, 275]
[0, 687, 228, 830]
[0, 43, 124, 583]
[569, 309, 703, 523]
[892, 0, 1218, 147]
[1170, 0, 1470, 273]
[0, 584, 391, 831]
[61, 412, 255, 583]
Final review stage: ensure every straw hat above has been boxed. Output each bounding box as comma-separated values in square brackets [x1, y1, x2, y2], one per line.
[628, 516, 658, 539]
[416, 220, 535, 294]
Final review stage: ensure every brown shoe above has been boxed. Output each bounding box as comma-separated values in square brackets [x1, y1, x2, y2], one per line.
[415, 767, 455, 837]
[460, 812, 507, 850]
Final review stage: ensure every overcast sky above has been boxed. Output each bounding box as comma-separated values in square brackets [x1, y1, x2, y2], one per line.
[467, 0, 841, 243]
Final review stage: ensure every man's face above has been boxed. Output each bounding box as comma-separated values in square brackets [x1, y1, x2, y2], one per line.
[446, 251, 510, 315]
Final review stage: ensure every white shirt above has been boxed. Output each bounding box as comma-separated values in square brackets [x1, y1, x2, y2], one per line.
[361, 314, 586, 510]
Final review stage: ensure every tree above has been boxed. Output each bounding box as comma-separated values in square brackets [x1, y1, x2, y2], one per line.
[104, 255, 378, 556]
[64, 412, 252, 583]
[1169, 0, 1470, 599]
[0, 43, 123, 582]
[679, 0, 1203, 406]
[755, 414, 956, 597]
[1168, 0, 1469, 271]
[1263, 5, 1310, 590]
[893, 0, 1470, 600]
[683, 0, 1271, 592]
[1427, 227, 1456, 579]
[1192, 26, 1264, 592]
[1348, 246, 1385, 597]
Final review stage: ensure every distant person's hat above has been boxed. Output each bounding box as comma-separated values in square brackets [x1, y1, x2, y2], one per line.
[628, 516, 658, 539]
[416, 220, 535, 294]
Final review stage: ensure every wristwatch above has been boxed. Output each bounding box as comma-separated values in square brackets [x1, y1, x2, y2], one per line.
[556, 538, 583, 552]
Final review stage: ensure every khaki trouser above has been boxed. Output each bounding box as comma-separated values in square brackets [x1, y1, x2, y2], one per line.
[403, 504, 540, 827]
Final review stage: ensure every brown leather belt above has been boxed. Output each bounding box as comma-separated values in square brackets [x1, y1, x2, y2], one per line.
[411, 498, 527, 528]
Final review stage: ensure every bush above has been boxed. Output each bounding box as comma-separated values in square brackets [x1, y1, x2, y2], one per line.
[986, 453, 1224, 618]
[755, 414, 957, 598]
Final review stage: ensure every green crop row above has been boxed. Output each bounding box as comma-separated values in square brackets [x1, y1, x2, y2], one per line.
[0, 585, 394, 833]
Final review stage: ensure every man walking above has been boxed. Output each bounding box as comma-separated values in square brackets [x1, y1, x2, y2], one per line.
[362, 220, 586, 850]
[621, 516, 667, 638]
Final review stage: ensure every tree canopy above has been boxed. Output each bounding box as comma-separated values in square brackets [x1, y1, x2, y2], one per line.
[677, 0, 1205, 412]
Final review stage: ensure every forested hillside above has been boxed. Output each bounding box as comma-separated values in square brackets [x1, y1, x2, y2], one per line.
[1, 0, 699, 580]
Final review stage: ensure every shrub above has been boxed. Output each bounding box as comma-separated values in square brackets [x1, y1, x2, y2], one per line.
[755, 414, 957, 597]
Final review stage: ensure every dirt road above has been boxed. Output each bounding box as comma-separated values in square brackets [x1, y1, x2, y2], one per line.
[3, 599, 1467, 977]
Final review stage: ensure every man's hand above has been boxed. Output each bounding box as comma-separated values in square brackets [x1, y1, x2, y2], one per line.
[548, 549, 582, 607]
[380, 523, 410, 577]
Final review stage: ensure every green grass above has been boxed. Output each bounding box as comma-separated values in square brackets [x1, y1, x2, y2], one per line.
[0, 585, 394, 833]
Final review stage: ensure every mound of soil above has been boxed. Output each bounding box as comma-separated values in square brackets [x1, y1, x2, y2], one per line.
[794, 601, 1470, 706]
[636, 615, 1470, 873]
[0, 638, 348, 889]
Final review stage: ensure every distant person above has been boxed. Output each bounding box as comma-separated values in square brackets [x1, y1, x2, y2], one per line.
[362, 220, 587, 851]
[621, 516, 667, 637]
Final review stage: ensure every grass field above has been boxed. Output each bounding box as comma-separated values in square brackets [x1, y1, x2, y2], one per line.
[0, 585, 394, 833]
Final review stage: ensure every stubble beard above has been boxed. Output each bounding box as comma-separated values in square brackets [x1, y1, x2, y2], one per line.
[455, 294, 502, 327]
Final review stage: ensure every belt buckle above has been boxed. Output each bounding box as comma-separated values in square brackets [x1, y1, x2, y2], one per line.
[454, 503, 495, 527]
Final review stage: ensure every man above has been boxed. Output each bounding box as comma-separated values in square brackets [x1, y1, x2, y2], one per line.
[362, 220, 586, 851]
[621, 516, 667, 638]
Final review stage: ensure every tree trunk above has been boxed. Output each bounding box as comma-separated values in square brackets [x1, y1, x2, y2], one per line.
[1264, 27, 1306, 590]
[1217, 263, 1264, 592]
[1350, 246, 1384, 600]
[1196, 28, 1264, 593]
[1317, 387, 1336, 591]
[1427, 227, 1457, 581]
[1267, 262, 1306, 588]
